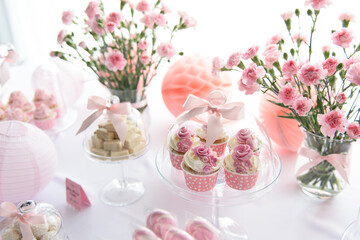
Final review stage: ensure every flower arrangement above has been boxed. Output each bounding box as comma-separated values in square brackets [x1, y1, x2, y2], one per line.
[52, 0, 195, 92]
[213, 0, 360, 197]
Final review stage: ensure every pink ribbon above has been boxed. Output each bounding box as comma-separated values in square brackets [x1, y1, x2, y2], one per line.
[76, 96, 131, 143]
[0, 202, 46, 240]
[296, 147, 350, 184]
[175, 91, 245, 147]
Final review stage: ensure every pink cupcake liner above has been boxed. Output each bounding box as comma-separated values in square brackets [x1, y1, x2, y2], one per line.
[34, 114, 57, 130]
[169, 149, 184, 170]
[210, 142, 227, 157]
[181, 162, 219, 192]
[223, 167, 259, 190]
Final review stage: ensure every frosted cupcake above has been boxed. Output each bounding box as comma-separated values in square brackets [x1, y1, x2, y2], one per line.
[0, 109, 6, 120]
[33, 104, 57, 130]
[168, 126, 200, 169]
[196, 124, 228, 157]
[6, 108, 30, 122]
[228, 128, 262, 154]
[0, 101, 8, 111]
[223, 144, 260, 190]
[46, 94, 62, 118]
[33, 88, 49, 107]
[181, 145, 220, 192]
[8, 91, 35, 116]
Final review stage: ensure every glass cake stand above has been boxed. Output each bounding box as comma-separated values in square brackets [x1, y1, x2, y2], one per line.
[155, 115, 281, 239]
[83, 135, 150, 207]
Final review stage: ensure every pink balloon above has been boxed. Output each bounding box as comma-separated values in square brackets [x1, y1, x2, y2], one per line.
[0, 121, 57, 202]
[161, 54, 232, 117]
[258, 93, 303, 152]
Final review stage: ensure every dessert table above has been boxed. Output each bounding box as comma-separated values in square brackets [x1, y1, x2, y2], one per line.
[11, 64, 356, 240]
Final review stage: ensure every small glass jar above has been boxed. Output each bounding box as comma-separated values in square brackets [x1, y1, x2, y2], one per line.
[0, 200, 68, 240]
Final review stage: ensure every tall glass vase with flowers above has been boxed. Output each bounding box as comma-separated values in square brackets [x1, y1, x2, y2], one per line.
[52, 0, 195, 113]
[214, 0, 360, 199]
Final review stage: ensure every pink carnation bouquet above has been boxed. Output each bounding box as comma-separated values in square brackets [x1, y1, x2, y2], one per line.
[52, 0, 195, 93]
[214, 0, 360, 196]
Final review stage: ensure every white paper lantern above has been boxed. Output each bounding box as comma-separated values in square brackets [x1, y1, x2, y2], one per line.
[0, 121, 57, 202]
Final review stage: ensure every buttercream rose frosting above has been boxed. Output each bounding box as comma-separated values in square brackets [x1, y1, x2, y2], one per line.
[34, 104, 53, 120]
[8, 91, 26, 104]
[34, 89, 49, 101]
[228, 128, 262, 151]
[183, 145, 219, 174]
[169, 126, 199, 153]
[7, 108, 27, 121]
[224, 144, 259, 174]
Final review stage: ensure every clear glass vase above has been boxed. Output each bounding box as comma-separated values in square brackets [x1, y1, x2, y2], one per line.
[108, 88, 147, 113]
[296, 130, 353, 199]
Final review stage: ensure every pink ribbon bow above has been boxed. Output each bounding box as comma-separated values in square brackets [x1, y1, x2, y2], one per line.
[76, 96, 131, 143]
[0, 202, 46, 240]
[175, 91, 245, 148]
[296, 147, 350, 184]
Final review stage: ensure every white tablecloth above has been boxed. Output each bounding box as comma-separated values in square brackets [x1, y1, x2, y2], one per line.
[22, 73, 360, 240]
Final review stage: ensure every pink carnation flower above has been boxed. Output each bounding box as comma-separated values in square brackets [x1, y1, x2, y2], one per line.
[278, 84, 299, 106]
[317, 109, 347, 138]
[336, 92, 347, 104]
[138, 40, 149, 50]
[105, 50, 127, 72]
[292, 33, 307, 45]
[293, 96, 313, 116]
[140, 54, 151, 65]
[263, 44, 281, 69]
[161, 3, 171, 13]
[347, 122, 360, 139]
[282, 60, 298, 77]
[178, 11, 197, 28]
[281, 11, 293, 21]
[106, 21, 115, 33]
[106, 12, 122, 27]
[238, 78, 260, 95]
[211, 57, 225, 77]
[241, 45, 259, 60]
[241, 63, 265, 86]
[266, 34, 284, 46]
[156, 43, 176, 59]
[226, 52, 241, 69]
[305, 0, 331, 10]
[57, 30, 67, 44]
[298, 63, 327, 86]
[90, 15, 106, 35]
[62, 10, 74, 25]
[136, 0, 150, 12]
[339, 13, 354, 22]
[332, 28, 353, 48]
[322, 57, 338, 76]
[140, 13, 155, 29]
[85, 1, 100, 20]
[153, 13, 167, 27]
[322, 45, 330, 53]
[344, 55, 360, 70]
[346, 62, 360, 85]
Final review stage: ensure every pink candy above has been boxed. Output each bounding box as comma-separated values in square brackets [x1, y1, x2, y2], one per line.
[132, 227, 160, 240]
[146, 209, 177, 238]
[185, 217, 219, 240]
[163, 227, 194, 240]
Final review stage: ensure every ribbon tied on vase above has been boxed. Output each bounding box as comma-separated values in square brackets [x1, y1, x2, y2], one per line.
[296, 147, 350, 184]
[76, 95, 131, 143]
[175, 90, 245, 148]
[0, 202, 46, 240]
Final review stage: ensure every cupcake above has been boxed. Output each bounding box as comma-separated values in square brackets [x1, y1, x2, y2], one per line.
[228, 128, 262, 154]
[8, 91, 35, 116]
[223, 144, 260, 190]
[181, 145, 220, 192]
[33, 104, 57, 130]
[6, 108, 30, 122]
[168, 126, 200, 170]
[0, 109, 6, 121]
[0, 101, 8, 111]
[196, 124, 228, 157]
[46, 94, 62, 118]
[33, 88, 49, 107]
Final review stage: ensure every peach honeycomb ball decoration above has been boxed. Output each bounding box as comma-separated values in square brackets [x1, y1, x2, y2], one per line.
[161, 54, 233, 117]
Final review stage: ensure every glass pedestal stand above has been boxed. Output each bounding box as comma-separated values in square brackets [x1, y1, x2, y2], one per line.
[83, 137, 149, 207]
[155, 146, 281, 239]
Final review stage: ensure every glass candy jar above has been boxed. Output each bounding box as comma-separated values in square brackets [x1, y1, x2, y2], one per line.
[0, 200, 68, 240]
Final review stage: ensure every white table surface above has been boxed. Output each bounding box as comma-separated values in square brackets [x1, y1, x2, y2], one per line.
[7, 63, 354, 240]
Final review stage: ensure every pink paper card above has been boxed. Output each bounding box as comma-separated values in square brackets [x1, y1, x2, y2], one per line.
[65, 178, 91, 211]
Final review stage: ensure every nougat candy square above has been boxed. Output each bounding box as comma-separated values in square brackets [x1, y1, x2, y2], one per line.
[90, 147, 109, 157]
[110, 149, 130, 157]
[91, 135, 104, 148]
[104, 140, 123, 151]
[96, 128, 115, 140]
